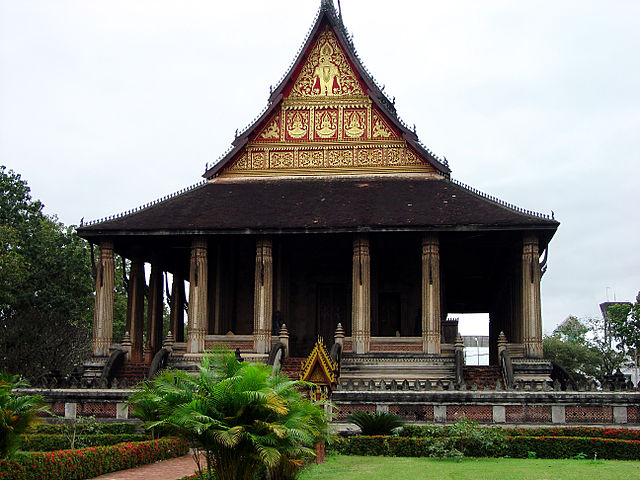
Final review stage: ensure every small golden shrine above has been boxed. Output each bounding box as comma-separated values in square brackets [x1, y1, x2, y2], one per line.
[300, 337, 339, 400]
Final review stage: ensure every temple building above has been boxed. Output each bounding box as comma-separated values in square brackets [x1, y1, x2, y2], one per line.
[78, 1, 558, 386]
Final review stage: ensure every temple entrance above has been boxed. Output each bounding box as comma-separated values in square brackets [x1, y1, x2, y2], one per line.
[377, 292, 401, 336]
[316, 284, 347, 344]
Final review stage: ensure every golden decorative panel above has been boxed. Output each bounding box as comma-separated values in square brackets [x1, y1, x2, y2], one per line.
[314, 109, 338, 139]
[218, 25, 439, 178]
[269, 150, 295, 169]
[343, 108, 367, 139]
[223, 144, 437, 176]
[372, 109, 398, 139]
[257, 113, 281, 142]
[285, 110, 310, 141]
[289, 27, 365, 98]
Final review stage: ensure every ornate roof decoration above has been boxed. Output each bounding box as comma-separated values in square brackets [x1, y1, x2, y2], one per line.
[204, 1, 451, 179]
[300, 337, 339, 387]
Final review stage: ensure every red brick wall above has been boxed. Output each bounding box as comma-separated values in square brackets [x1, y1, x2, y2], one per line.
[505, 405, 552, 423]
[78, 402, 117, 418]
[389, 404, 434, 421]
[370, 343, 422, 352]
[565, 406, 613, 423]
[205, 340, 253, 351]
[627, 406, 640, 424]
[335, 403, 375, 420]
[446, 405, 492, 423]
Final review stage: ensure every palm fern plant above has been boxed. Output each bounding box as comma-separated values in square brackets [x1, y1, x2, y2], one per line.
[346, 411, 403, 436]
[0, 372, 48, 458]
[128, 351, 328, 480]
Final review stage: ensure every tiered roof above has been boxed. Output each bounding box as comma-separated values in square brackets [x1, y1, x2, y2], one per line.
[79, 1, 558, 241]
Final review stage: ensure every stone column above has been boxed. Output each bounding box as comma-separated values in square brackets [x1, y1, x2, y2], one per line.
[170, 275, 186, 343]
[126, 260, 145, 363]
[253, 236, 273, 354]
[522, 234, 543, 358]
[146, 264, 164, 357]
[421, 233, 441, 354]
[187, 239, 208, 353]
[352, 234, 371, 354]
[92, 240, 114, 356]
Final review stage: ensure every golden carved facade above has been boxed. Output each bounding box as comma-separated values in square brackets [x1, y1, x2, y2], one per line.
[289, 27, 364, 98]
[219, 25, 438, 178]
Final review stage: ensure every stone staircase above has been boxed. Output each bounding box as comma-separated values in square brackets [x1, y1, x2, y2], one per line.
[462, 365, 503, 389]
[114, 362, 148, 385]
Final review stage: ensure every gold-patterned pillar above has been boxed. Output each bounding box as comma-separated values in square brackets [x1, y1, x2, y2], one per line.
[92, 240, 115, 356]
[187, 239, 208, 353]
[170, 274, 186, 343]
[253, 236, 273, 354]
[352, 234, 371, 354]
[422, 233, 441, 354]
[126, 260, 145, 363]
[146, 264, 164, 357]
[522, 234, 543, 358]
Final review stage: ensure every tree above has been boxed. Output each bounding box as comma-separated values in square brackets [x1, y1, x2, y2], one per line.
[0, 166, 128, 383]
[608, 292, 640, 378]
[129, 351, 328, 480]
[543, 316, 626, 386]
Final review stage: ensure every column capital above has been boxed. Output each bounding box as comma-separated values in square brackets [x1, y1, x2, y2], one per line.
[192, 237, 208, 250]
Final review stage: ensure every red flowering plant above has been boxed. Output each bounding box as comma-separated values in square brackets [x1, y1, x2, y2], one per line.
[0, 438, 188, 480]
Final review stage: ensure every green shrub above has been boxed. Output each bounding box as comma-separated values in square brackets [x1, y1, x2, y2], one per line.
[346, 412, 403, 436]
[506, 436, 640, 460]
[332, 434, 640, 460]
[20, 433, 148, 451]
[0, 437, 188, 480]
[128, 351, 329, 480]
[503, 427, 640, 441]
[30, 422, 137, 435]
[400, 424, 640, 442]
[0, 373, 48, 458]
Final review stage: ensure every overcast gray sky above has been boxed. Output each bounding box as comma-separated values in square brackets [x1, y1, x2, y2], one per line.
[1, 0, 639, 333]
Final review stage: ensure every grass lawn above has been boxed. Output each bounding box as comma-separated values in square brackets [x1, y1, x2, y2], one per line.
[299, 455, 640, 480]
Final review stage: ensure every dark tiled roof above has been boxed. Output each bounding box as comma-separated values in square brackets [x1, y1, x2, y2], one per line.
[78, 177, 558, 238]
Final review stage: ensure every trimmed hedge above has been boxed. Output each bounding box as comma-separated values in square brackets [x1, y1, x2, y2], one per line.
[331, 435, 505, 458]
[30, 423, 137, 435]
[331, 435, 640, 460]
[20, 434, 149, 452]
[0, 437, 189, 480]
[399, 424, 640, 441]
[503, 427, 640, 441]
[506, 436, 640, 460]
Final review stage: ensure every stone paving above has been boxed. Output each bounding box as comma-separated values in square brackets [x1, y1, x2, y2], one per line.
[89, 453, 203, 480]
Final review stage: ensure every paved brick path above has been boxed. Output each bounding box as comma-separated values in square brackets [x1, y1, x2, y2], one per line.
[89, 453, 204, 480]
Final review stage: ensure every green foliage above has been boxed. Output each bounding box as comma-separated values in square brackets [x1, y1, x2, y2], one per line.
[543, 316, 626, 386]
[501, 426, 640, 441]
[0, 166, 131, 381]
[19, 433, 148, 452]
[0, 373, 48, 458]
[30, 422, 137, 435]
[346, 412, 403, 436]
[128, 351, 329, 480]
[608, 292, 640, 366]
[0, 437, 188, 480]
[505, 436, 640, 460]
[331, 434, 640, 460]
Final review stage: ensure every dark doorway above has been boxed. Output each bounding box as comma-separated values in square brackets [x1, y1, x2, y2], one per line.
[316, 284, 347, 344]
[378, 292, 401, 336]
